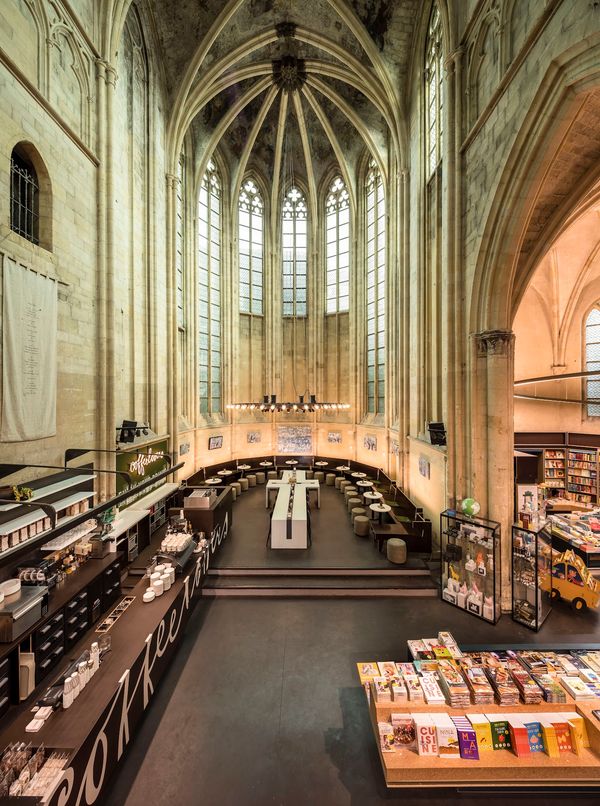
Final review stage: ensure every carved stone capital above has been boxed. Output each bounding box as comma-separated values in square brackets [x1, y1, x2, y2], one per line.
[166, 173, 180, 190]
[474, 329, 514, 357]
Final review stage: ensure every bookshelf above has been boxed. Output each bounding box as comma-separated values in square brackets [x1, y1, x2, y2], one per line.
[567, 448, 599, 504]
[542, 449, 565, 489]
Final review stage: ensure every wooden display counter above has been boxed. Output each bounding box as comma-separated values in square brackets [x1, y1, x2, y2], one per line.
[365, 679, 600, 788]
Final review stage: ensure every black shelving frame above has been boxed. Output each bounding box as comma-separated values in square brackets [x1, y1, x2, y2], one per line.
[511, 520, 553, 631]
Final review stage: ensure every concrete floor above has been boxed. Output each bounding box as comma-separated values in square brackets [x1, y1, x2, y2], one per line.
[104, 596, 600, 806]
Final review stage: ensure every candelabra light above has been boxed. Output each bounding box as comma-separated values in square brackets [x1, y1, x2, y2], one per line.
[226, 394, 350, 413]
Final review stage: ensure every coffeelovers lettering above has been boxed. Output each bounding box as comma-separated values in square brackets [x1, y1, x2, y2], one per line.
[128, 448, 165, 477]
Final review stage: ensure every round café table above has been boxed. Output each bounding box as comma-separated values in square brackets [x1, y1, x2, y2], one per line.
[336, 465, 350, 476]
[205, 477, 221, 485]
[217, 469, 233, 477]
[285, 459, 298, 466]
[363, 490, 382, 507]
[237, 464, 251, 476]
[352, 471, 366, 479]
[356, 480, 373, 489]
[369, 502, 391, 522]
[259, 461, 272, 467]
[315, 461, 328, 467]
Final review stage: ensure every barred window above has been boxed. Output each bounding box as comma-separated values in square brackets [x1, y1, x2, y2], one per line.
[239, 179, 263, 315]
[366, 159, 385, 415]
[425, 4, 443, 179]
[282, 187, 308, 317]
[11, 147, 39, 245]
[586, 306, 600, 417]
[325, 176, 350, 314]
[198, 160, 222, 415]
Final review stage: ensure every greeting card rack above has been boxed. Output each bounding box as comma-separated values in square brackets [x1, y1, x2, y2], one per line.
[511, 521, 553, 631]
[440, 510, 501, 624]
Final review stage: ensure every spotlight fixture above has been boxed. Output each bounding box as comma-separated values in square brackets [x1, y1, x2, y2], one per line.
[226, 395, 350, 414]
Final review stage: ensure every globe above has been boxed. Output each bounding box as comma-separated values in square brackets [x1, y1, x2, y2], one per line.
[461, 497, 481, 517]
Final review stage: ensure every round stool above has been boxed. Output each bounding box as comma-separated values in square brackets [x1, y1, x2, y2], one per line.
[325, 473, 336, 486]
[267, 470, 277, 480]
[229, 484, 237, 501]
[231, 481, 242, 498]
[247, 474, 257, 487]
[351, 507, 367, 525]
[240, 477, 249, 492]
[255, 471, 266, 485]
[305, 470, 314, 480]
[347, 496, 361, 513]
[334, 476, 343, 490]
[314, 471, 325, 483]
[387, 538, 407, 565]
[344, 487, 358, 503]
[353, 515, 370, 537]
[339, 480, 351, 494]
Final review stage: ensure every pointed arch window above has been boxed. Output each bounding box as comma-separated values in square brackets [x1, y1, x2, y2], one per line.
[11, 145, 39, 245]
[326, 176, 350, 314]
[585, 306, 600, 417]
[366, 159, 385, 415]
[239, 179, 263, 315]
[198, 159, 222, 415]
[282, 187, 308, 317]
[425, 3, 443, 178]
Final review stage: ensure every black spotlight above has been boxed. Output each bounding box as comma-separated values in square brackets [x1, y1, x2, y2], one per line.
[427, 422, 446, 446]
[119, 420, 137, 443]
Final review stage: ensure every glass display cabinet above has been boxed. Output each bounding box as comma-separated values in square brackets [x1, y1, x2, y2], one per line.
[440, 510, 501, 624]
[511, 520, 553, 631]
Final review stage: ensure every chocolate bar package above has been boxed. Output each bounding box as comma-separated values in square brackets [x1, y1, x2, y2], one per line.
[391, 714, 416, 751]
[508, 717, 530, 757]
[431, 713, 460, 758]
[414, 713, 439, 756]
[451, 718, 479, 760]
[485, 715, 512, 751]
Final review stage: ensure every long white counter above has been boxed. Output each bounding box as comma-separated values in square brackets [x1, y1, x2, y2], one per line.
[270, 485, 309, 549]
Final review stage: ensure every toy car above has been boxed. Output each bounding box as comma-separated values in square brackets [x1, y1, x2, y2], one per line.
[542, 549, 600, 612]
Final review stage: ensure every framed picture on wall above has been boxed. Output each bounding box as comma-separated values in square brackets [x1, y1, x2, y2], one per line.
[390, 439, 399, 456]
[364, 434, 377, 452]
[277, 425, 312, 454]
[208, 435, 223, 450]
[247, 431, 261, 444]
[327, 431, 342, 445]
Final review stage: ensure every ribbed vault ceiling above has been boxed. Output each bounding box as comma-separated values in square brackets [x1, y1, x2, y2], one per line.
[148, 0, 421, 202]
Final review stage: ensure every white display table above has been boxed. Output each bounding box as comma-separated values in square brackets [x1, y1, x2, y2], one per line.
[270, 486, 308, 549]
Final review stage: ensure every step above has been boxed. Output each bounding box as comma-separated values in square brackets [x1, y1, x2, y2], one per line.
[203, 574, 436, 590]
[201, 587, 437, 599]
[207, 561, 430, 577]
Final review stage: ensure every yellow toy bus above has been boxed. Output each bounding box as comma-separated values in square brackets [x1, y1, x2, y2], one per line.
[542, 549, 600, 612]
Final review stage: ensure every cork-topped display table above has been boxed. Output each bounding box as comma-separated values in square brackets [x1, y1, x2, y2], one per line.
[366, 692, 600, 788]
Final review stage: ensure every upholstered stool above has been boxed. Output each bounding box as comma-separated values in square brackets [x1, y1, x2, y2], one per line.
[351, 507, 367, 525]
[326, 473, 336, 486]
[231, 481, 242, 497]
[305, 470, 314, 480]
[255, 471, 266, 485]
[347, 496, 361, 512]
[247, 474, 257, 487]
[267, 470, 277, 480]
[387, 538, 407, 565]
[353, 515, 370, 538]
[314, 471, 325, 483]
[344, 486, 358, 503]
[339, 480, 351, 494]
[334, 476, 343, 490]
[229, 484, 237, 501]
[239, 477, 249, 491]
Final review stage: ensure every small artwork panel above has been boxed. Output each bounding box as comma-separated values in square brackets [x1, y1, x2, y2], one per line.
[390, 439, 399, 456]
[247, 431, 261, 444]
[364, 434, 377, 452]
[277, 425, 312, 454]
[327, 431, 342, 445]
[208, 435, 223, 450]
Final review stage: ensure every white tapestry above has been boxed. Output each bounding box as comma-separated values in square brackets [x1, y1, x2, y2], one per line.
[1, 257, 57, 441]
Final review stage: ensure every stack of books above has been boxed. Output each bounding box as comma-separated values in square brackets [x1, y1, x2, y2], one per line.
[483, 666, 520, 706]
[460, 665, 495, 705]
[436, 660, 471, 707]
[559, 676, 599, 700]
[531, 674, 567, 704]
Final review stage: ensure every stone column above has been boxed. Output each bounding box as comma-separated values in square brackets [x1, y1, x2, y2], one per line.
[165, 172, 180, 475]
[474, 329, 515, 612]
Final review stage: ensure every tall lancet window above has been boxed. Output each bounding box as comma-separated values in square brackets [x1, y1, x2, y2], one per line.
[198, 159, 222, 415]
[366, 159, 385, 415]
[426, 3, 443, 178]
[282, 186, 308, 317]
[325, 176, 350, 314]
[586, 306, 600, 417]
[239, 179, 263, 315]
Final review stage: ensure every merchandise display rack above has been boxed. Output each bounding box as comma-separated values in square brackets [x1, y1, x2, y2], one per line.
[440, 510, 500, 624]
[511, 521, 553, 631]
[567, 447, 599, 505]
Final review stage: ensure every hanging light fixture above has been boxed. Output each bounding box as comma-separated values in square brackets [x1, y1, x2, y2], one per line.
[226, 394, 350, 414]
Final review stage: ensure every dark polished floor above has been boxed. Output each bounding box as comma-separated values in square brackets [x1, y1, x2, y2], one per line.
[214, 483, 403, 569]
[104, 592, 600, 806]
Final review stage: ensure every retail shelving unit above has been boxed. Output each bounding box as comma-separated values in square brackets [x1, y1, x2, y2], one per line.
[440, 511, 501, 624]
[542, 448, 566, 490]
[567, 447, 599, 504]
[511, 521, 552, 631]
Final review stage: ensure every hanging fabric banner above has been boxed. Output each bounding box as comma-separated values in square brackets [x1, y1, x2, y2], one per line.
[1, 256, 57, 441]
